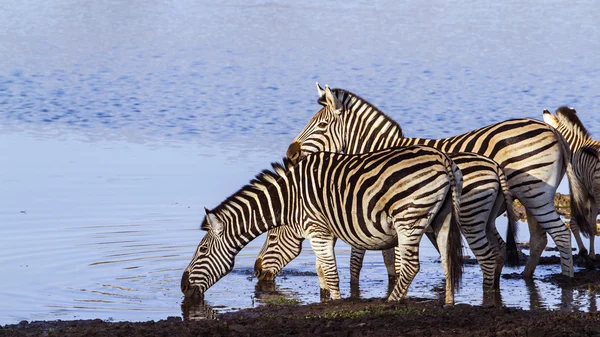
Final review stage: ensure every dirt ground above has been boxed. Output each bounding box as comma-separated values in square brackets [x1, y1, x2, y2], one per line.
[3, 294, 600, 337]
[3, 194, 600, 337]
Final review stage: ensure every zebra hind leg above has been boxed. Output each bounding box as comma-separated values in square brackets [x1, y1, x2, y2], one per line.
[349, 247, 366, 298]
[349, 247, 366, 286]
[589, 201, 598, 260]
[486, 195, 506, 291]
[388, 218, 427, 302]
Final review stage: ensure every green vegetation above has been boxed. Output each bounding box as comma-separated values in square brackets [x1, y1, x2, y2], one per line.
[260, 296, 301, 305]
[306, 305, 422, 319]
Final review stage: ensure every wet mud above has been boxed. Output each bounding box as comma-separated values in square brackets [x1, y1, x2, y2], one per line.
[4, 296, 600, 337]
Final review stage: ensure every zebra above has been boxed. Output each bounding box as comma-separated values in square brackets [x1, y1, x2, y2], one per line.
[543, 107, 600, 258]
[182, 146, 465, 305]
[284, 84, 581, 278]
[255, 151, 520, 292]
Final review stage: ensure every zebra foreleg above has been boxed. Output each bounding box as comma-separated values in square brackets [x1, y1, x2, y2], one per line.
[308, 234, 341, 300]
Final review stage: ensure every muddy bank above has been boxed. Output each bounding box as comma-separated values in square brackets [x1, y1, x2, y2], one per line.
[3, 297, 600, 337]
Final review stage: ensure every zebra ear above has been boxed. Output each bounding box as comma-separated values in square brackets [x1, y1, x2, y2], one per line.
[205, 208, 224, 236]
[542, 109, 559, 128]
[316, 82, 325, 99]
[324, 85, 343, 113]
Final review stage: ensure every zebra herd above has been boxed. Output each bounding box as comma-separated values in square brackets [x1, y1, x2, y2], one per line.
[181, 84, 600, 306]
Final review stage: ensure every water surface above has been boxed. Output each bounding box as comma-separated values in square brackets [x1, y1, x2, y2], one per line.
[1, 0, 600, 325]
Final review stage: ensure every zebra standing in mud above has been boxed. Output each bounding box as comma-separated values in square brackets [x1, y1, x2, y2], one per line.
[255, 151, 520, 292]
[543, 107, 600, 258]
[182, 146, 465, 305]
[259, 84, 583, 280]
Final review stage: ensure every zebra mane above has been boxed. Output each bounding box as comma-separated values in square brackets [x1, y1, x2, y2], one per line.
[554, 106, 592, 140]
[322, 88, 404, 138]
[203, 158, 293, 225]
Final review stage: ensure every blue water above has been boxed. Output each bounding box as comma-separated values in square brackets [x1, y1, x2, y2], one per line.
[1, 0, 600, 325]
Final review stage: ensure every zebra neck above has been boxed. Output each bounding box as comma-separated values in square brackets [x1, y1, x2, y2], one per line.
[343, 109, 404, 153]
[219, 177, 299, 253]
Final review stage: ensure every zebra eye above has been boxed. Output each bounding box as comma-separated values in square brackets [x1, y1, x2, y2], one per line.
[318, 121, 328, 128]
[269, 234, 278, 240]
[199, 245, 209, 254]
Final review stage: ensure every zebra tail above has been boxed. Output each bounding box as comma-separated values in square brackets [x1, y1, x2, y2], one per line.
[498, 166, 520, 267]
[444, 156, 464, 293]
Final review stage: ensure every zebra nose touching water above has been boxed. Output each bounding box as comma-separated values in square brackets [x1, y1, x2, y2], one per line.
[182, 146, 465, 305]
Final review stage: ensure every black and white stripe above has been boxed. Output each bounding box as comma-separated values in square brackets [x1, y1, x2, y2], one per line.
[182, 146, 465, 305]
[543, 107, 600, 257]
[286, 84, 575, 278]
[256, 151, 519, 291]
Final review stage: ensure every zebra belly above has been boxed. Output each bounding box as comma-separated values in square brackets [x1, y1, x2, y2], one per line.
[328, 218, 399, 251]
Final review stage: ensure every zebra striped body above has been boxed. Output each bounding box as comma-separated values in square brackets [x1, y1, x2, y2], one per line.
[285, 85, 575, 278]
[182, 146, 464, 305]
[543, 107, 600, 257]
[256, 151, 519, 291]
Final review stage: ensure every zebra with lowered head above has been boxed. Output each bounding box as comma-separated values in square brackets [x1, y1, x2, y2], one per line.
[182, 146, 465, 305]
[255, 150, 519, 292]
[282, 84, 580, 278]
[543, 107, 600, 258]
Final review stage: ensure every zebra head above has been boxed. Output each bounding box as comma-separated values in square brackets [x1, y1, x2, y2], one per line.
[181, 208, 235, 299]
[254, 224, 304, 281]
[287, 83, 346, 164]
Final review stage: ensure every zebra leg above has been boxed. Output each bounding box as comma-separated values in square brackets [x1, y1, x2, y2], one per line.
[308, 234, 341, 300]
[388, 215, 428, 302]
[349, 247, 366, 286]
[382, 248, 397, 284]
[462, 220, 497, 291]
[314, 259, 330, 300]
[522, 209, 548, 278]
[589, 202, 598, 260]
[486, 196, 506, 290]
[570, 220, 589, 258]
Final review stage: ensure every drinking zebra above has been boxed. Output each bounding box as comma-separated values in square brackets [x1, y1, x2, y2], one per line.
[543, 107, 600, 258]
[281, 84, 580, 278]
[255, 151, 519, 291]
[182, 146, 465, 305]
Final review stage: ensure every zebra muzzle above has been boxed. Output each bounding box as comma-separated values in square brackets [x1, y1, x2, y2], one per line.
[181, 270, 203, 299]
